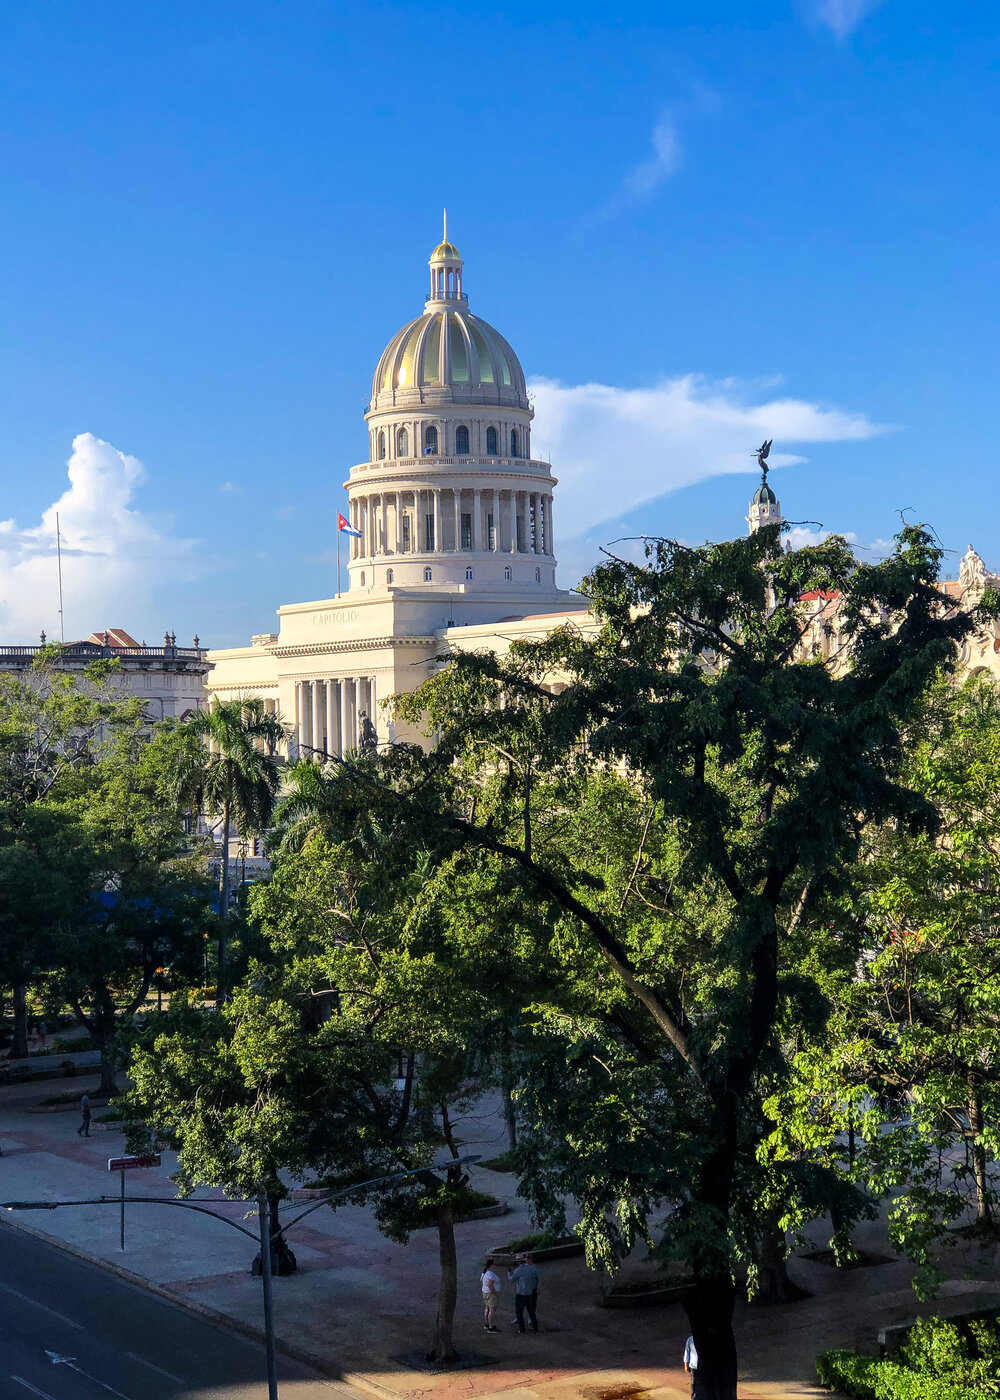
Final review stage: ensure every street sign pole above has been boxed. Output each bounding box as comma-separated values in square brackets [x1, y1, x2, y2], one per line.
[107, 1155, 161, 1253]
[257, 1191, 279, 1400]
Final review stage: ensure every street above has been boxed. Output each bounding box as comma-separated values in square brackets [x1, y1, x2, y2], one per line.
[0, 1224, 355, 1400]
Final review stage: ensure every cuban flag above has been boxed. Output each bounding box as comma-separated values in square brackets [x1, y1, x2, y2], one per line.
[338, 511, 362, 538]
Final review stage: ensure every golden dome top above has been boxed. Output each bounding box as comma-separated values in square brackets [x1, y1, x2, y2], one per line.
[430, 240, 461, 262]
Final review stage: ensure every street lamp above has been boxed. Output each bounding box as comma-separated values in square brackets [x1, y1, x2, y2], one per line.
[3, 1153, 481, 1400]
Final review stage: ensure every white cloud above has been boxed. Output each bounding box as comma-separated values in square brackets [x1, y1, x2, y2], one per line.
[529, 373, 891, 551]
[219, 480, 241, 494]
[0, 432, 202, 640]
[623, 115, 683, 199]
[809, 0, 885, 39]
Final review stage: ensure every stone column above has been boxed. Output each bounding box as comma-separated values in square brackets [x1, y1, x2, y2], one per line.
[300, 681, 312, 752]
[491, 489, 498, 551]
[340, 678, 356, 753]
[311, 681, 323, 756]
[433, 490, 442, 555]
[473, 489, 481, 551]
[326, 681, 339, 758]
[381, 495, 389, 555]
[453, 489, 461, 551]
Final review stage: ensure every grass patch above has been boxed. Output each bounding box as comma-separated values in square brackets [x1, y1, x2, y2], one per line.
[479, 1150, 519, 1173]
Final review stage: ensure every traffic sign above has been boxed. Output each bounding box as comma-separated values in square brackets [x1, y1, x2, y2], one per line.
[107, 1155, 160, 1171]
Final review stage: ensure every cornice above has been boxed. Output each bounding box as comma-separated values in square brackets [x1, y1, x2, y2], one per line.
[273, 636, 437, 658]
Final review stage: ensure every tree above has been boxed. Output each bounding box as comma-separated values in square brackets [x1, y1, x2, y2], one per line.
[41, 720, 212, 1092]
[381, 523, 987, 1400]
[838, 671, 1000, 1283]
[179, 697, 284, 1003]
[0, 653, 146, 1057]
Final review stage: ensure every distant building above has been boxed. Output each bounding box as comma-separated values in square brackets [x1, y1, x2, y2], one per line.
[0, 628, 210, 720]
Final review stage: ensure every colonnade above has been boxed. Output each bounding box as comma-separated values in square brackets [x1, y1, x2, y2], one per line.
[348, 488, 554, 559]
[294, 676, 376, 759]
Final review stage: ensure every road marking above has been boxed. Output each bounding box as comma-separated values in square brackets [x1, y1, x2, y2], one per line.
[0, 1285, 84, 1330]
[11, 1378, 58, 1400]
[46, 1351, 135, 1399]
[125, 1352, 185, 1384]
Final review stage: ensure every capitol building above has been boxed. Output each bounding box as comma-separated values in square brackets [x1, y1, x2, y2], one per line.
[206, 233, 591, 751]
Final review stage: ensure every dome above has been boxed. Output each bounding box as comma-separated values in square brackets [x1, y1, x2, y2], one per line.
[370, 307, 528, 410]
[431, 241, 461, 262]
[752, 480, 777, 505]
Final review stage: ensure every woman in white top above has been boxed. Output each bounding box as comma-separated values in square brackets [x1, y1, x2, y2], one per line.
[481, 1258, 501, 1332]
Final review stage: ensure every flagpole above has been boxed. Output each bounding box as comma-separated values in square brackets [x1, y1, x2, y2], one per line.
[337, 526, 341, 599]
[56, 511, 65, 643]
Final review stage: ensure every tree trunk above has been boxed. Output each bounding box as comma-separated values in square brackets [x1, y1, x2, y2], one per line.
[269, 1193, 297, 1275]
[500, 1037, 518, 1150]
[684, 1273, 738, 1400]
[753, 1218, 791, 1305]
[426, 1206, 459, 1366]
[216, 800, 232, 1007]
[97, 998, 118, 1096]
[11, 983, 28, 1059]
[969, 1081, 992, 1224]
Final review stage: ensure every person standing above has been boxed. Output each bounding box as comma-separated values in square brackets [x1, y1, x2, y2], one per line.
[508, 1252, 540, 1333]
[683, 1335, 699, 1398]
[481, 1258, 501, 1332]
[77, 1093, 91, 1138]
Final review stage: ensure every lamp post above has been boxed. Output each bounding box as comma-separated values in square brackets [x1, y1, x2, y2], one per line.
[3, 1153, 480, 1400]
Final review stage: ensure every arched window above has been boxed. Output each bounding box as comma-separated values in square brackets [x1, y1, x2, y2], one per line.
[486, 426, 498, 455]
[360, 571, 366, 587]
[386, 568, 393, 584]
[397, 427, 409, 457]
[377, 431, 386, 460]
[425, 425, 438, 454]
[424, 566, 433, 582]
[510, 428, 518, 457]
[465, 567, 473, 581]
[504, 566, 512, 581]
[455, 425, 470, 455]
[535, 566, 541, 582]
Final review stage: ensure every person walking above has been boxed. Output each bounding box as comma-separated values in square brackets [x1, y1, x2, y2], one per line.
[683, 1335, 699, 1398]
[77, 1093, 91, 1138]
[481, 1258, 501, 1332]
[508, 1252, 540, 1333]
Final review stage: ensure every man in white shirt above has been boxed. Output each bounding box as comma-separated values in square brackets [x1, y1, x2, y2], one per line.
[481, 1258, 501, 1332]
[683, 1336, 698, 1398]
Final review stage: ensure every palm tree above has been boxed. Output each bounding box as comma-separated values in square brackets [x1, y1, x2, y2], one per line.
[181, 697, 285, 1002]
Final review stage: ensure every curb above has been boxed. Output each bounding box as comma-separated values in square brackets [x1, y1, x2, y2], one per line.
[1, 1212, 380, 1398]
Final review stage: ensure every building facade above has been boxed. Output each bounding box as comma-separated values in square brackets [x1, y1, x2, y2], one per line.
[0, 628, 209, 720]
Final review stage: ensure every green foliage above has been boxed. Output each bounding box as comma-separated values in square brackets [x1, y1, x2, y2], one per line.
[817, 1316, 1000, 1399]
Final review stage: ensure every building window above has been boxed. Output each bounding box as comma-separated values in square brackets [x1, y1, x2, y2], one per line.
[425, 425, 438, 454]
[397, 427, 409, 457]
[425, 513, 435, 551]
[455, 425, 470, 455]
[486, 426, 498, 455]
[360, 570, 366, 586]
[466, 567, 473, 581]
[487, 512, 495, 550]
[460, 512, 472, 550]
[377, 430, 386, 460]
[504, 565, 511, 581]
[535, 566, 541, 582]
[424, 566, 432, 582]
[401, 514, 411, 552]
[516, 515, 525, 552]
[386, 568, 393, 584]
[510, 428, 518, 457]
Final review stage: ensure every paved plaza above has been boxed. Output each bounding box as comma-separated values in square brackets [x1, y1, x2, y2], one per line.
[3, 1074, 999, 1400]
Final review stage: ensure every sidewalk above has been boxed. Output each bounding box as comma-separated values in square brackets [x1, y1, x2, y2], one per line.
[4, 1074, 997, 1400]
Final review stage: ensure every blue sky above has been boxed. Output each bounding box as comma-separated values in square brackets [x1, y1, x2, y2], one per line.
[0, 0, 996, 645]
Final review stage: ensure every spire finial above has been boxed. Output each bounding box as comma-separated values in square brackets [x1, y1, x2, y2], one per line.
[443, 207, 447, 243]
